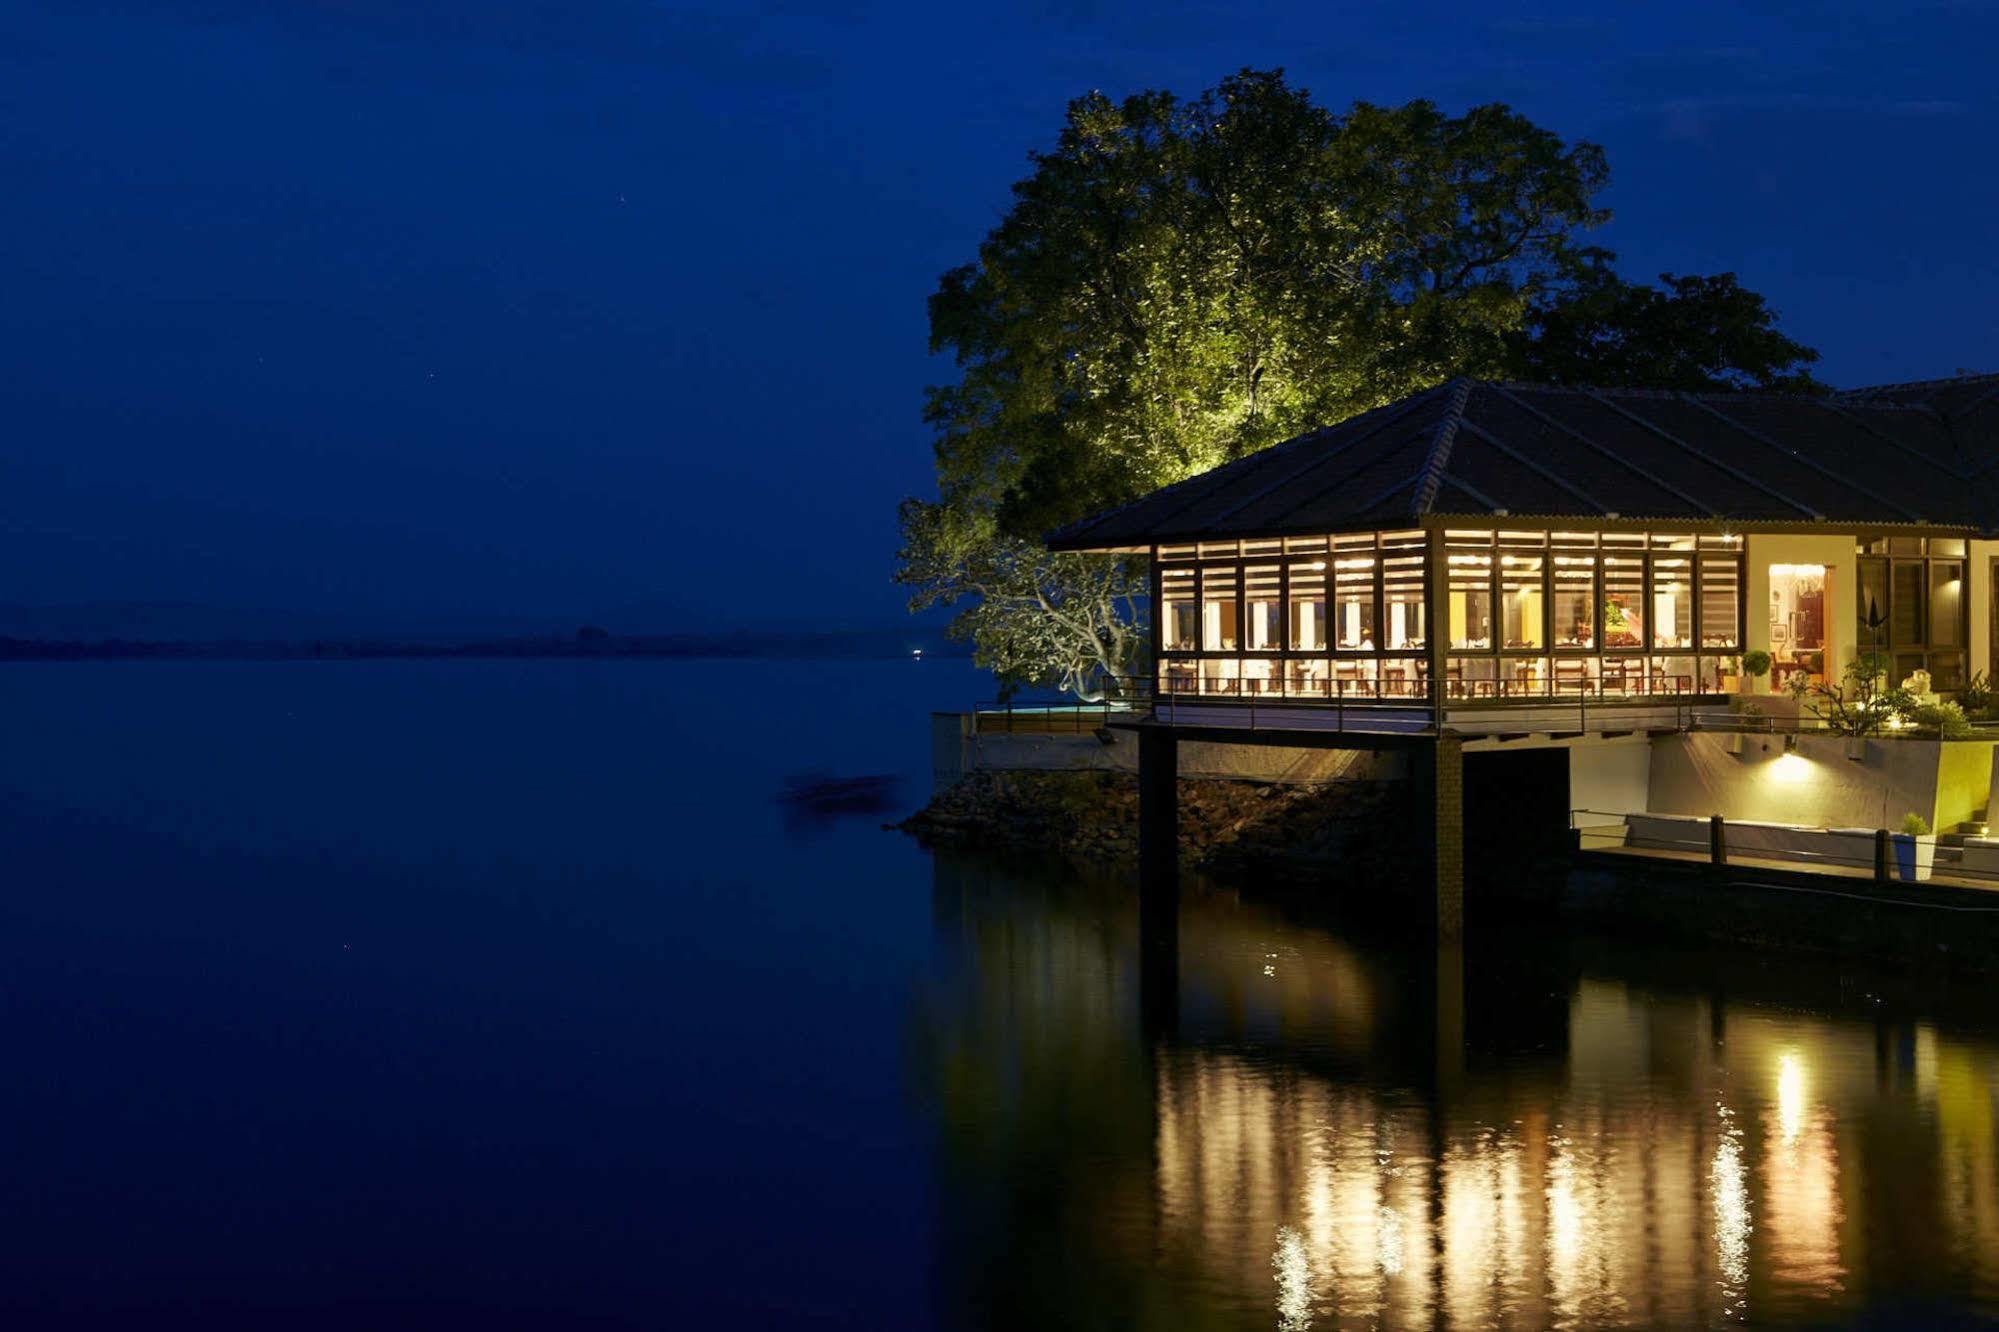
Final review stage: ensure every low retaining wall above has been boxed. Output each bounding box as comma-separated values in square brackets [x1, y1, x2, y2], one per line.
[1613, 811, 1935, 881]
[931, 712, 1408, 790]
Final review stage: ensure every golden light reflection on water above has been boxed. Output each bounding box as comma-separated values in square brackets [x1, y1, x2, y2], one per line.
[1712, 1103, 1751, 1317]
[1776, 1052, 1807, 1143]
[1145, 984, 1999, 1329]
[926, 864, 1999, 1329]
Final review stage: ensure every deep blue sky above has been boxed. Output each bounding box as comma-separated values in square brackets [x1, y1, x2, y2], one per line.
[4, 1, 1995, 631]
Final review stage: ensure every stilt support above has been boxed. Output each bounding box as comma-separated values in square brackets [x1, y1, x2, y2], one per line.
[1137, 727, 1180, 1038]
[1422, 733, 1465, 941]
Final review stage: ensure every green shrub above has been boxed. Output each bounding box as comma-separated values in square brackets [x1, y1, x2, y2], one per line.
[1904, 700, 1972, 739]
[1960, 670, 1993, 719]
[1902, 812, 1932, 836]
[1741, 650, 1773, 679]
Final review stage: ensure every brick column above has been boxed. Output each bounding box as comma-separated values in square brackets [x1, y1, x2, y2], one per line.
[1429, 733, 1465, 940]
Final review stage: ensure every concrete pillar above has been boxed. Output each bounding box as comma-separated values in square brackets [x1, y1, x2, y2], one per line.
[1428, 734, 1465, 940]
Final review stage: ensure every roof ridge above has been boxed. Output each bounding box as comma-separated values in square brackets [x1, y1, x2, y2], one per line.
[1839, 370, 1999, 397]
[1408, 378, 1473, 516]
[1487, 377, 1947, 411]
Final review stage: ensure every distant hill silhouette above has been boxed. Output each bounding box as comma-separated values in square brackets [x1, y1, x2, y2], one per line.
[0, 604, 967, 661]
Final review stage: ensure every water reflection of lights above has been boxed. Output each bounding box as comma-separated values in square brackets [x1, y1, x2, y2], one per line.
[1764, 1046, 1845, 1291]
[1375, 1205, 1405, 1276]
[1712, 1103, 1751, 1313]
[1777, 1052, 1807, 1143]
[1273, 1225, 1313, 1332]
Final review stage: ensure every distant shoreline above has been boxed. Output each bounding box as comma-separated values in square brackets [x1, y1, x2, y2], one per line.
[0, 636, 970, 663]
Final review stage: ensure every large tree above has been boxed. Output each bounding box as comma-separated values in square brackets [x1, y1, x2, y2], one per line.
[900, 69, 1819, 699]
[1504, 265, 1821, 391]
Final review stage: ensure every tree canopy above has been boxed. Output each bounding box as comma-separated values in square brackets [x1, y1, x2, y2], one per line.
[1504, 267, 1821, 392]
[899, 69, 1822, 699]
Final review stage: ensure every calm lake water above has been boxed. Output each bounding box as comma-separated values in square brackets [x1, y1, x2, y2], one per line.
[4, 659, 1999, 1329]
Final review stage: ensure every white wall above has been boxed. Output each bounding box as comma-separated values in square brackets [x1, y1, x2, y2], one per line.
[1646, 732, 1998, 830]
[1972, 539, 1996, 682]
[1568, 740, 1653, 816]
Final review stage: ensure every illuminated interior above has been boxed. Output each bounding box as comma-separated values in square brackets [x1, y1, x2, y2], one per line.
[1768, 563, 1828, 688]
[1156, 528, 1744, 698]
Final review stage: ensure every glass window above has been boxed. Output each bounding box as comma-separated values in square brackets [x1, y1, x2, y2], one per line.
[1199, 656, 1239, 694]
[1501, 657, 1550, 695]
[1383, 555, 1427, 651]
[1240, 655, 1279, 694]
[1652, 656, 1697, 694]
[1448, 552, 1493, 650]
[1501, 552, 1545, 650]
[1933, 537, 1967, 558]
[1699, 558, 1740, 648]
[1200, 567, 1239, 651]
[1333, 552, 1377, 650]
[1379, 656, 1426, 699]
[1288, 560, 1326, 651]
[1160, 569, 1197, 650]
[1552, 553, 1595, 649]
[1931, 561, 1963, 647]
[1602, 555, 1645, 649]
[1244, 566, 1282, 650]
[1599, 654, 1648, 693]
[1285, 657, 1329, 697]
[1330, 657, 1379, 698]
[1446, 656, 1497, 698]
[1651, 555, 1693, 648]
[1891, 561, 1924, 646]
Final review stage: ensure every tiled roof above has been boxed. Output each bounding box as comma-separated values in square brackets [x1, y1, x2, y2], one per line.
[1047, 378, 1999, 549]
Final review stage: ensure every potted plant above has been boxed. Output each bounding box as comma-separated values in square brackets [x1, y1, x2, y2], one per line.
[1741, 650, 1773, 694]
[1893, 811, 1937, 882]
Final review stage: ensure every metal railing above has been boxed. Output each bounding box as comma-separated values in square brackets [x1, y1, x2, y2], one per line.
[971, 682, 1156, 735]
[1572, 808, 1999, 887]
[1138, 673, 1700, 737]
[1148, 671, 1699, 703]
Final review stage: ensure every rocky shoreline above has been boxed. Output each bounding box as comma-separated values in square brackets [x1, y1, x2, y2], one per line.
[898, 769, 1419, 883]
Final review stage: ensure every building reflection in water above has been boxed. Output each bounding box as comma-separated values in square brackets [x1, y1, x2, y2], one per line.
[919, 855, 1999, 1330]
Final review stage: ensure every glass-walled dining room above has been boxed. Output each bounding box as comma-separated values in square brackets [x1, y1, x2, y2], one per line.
[1154, 528, 1746, 700]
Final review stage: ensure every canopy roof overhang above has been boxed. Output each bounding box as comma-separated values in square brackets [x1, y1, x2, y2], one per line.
[1047, 375, 1999, 553]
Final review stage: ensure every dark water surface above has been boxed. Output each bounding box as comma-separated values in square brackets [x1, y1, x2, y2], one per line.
[4, 661, 1998, 1328]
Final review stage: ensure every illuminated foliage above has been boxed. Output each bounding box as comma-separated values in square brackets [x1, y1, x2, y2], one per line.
[900, 69, 1821, 697]
[896, 498, 1145, 701]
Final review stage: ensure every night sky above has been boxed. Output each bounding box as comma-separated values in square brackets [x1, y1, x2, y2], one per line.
[5, 1, 1995, 632]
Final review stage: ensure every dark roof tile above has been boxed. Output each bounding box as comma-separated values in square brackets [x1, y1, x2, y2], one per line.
[1047, 377, 1999, 549]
